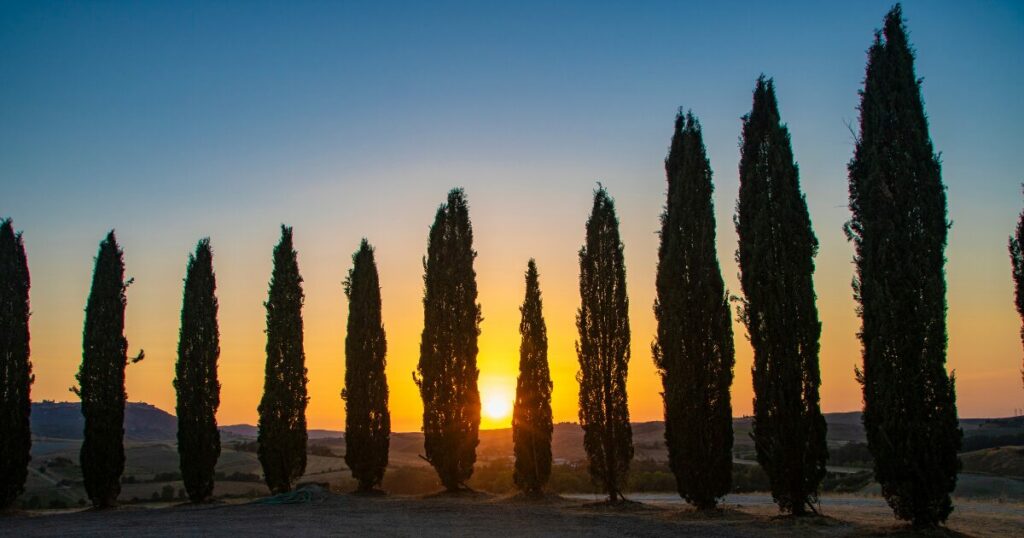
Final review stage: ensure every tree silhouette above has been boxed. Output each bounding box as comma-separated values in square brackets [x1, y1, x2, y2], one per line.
[577, 186, 633, 503]
[0, 219, 31, 510]
[342, 239, 390, 493]
[257, 225, 309, 494]
[78, 231, 136, 508]
[512, 259, 552, 497]
[653, 112, 734, 510]
[1009, 187, 1024, 388]
[846, 4, 961, 527]
[174, 238, 221, 503]
[736, 77, 827, 515]
[415, 188, 482, 491]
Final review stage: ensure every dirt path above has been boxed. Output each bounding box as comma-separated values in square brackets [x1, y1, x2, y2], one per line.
[2, 493, 1021, 537]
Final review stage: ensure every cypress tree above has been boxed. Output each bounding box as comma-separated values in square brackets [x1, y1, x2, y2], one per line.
[257, 225, 309, 494]
[846, 4, 961, 527]
[78, 231, 135, 508]
[653, 112, 734, 510]
[174, 238, 221, 503]
[415, 188, 482, 492]
[577, 186, 632, 503]
[512, 259, 553, 497]
[342, 239, 390, 493]
[1009, 188, 1024, 388]
[0, 219, 31, 510]
[736, 78, 828, 515]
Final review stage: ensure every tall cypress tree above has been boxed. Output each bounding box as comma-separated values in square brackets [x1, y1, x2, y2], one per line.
[257, 225, 309, 494]
[846, 5, 961, 527]
[342, 239, 390, 493]
[0, 219, 31, 510]
[78, 231, 134, 508]
[653, 112, 734, 510]
[577, 186, 632, 503]
[174, 238, 221, 503]
[1009, 188, 1024, 388]
[512, 259, 553, 497]
[736, 78, 827, 515]
[415, 188, 481, 492]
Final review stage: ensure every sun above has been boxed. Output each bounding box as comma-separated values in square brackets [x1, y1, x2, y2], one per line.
[483, 389, 512, 423]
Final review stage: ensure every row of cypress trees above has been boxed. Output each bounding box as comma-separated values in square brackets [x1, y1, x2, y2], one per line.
[0, 4, 968, 528]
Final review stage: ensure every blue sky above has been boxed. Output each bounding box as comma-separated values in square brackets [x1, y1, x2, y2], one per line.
[2, 1, 1023, 428]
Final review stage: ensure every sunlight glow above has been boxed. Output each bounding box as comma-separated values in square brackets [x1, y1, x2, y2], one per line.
[483, 388, 512, 423]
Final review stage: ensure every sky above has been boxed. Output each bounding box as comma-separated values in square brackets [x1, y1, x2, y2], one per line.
[2, 1, 1023, 432]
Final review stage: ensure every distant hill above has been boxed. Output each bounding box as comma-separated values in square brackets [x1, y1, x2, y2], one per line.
[33, 402, 344, 442]
[221, 424, 343, 440]
[33, 401, 1023, 455]
[31, 401, 177, 441]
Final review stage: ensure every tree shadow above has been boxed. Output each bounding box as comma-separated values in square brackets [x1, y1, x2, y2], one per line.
[421, 488, 492, 501]
[497, 491, 572, 505]
[573, 498, 659, 512]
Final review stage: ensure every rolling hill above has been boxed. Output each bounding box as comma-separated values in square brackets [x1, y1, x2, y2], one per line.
[31, 401, 178, 441]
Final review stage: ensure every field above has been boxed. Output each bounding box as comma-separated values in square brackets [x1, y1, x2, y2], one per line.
[17, 412, 1024, 510]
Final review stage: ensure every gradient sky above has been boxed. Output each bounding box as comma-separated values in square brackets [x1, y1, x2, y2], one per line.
[2, 1, 1023, 432]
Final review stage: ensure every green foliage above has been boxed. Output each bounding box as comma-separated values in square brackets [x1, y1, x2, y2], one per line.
[512, 259, 553, 496]
[468, 459, 515, 494]
[828, 442, 873, 468]
[174, 238, 221, 503]
[342, 239, 390, 492]
[736, 77, 828, 514]
[0, 219, 32, 509]
[257, 225, 309, 494]
[309, 444, 338, 458]
[577, 186, 633, 502]
[846, 4, 961, 527]
[1010, 186, 1024, 387]
[653, 112, 734, 510]
[78, 231, 132, 508]
[415, 188, 482, 491]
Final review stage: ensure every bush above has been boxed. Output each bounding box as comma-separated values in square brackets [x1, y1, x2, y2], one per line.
[731, 464, 770, 493]
[233, 440, 259, 453]
[151, 471, 182, 483]
[467, 459, 514, 493]
[214, 471, 262, 482]
[829, 442, 873, 467]
[308, 445, 338, 458]
[822, 470, 873, 493]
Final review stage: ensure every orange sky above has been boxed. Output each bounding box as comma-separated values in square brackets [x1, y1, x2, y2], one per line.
[23, 170, 1023, 432]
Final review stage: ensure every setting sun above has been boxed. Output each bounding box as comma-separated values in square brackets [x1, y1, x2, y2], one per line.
[482, 387, 512, 425]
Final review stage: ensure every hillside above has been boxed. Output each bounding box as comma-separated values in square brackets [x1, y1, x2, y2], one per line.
[20, 402, 1024, 510]
[31, 401, 178, 441]
[961, 446, 1024, 479]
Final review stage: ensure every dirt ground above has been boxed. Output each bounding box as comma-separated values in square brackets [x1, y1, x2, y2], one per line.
[2, 492, 1022, 537]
